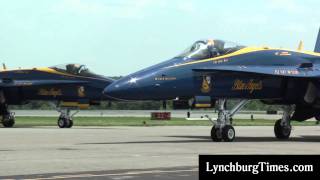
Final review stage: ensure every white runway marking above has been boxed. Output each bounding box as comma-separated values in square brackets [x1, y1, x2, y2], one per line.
[24, 168, 197, 180]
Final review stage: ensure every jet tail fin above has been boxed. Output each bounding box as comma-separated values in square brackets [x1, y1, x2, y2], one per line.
[315, 28, 320, 52]
[2, 63, 6, 70]
[297, 40, 304, 51]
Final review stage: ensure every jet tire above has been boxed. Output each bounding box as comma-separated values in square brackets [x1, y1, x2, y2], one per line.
[2, 116, 15, 128]
[222, 125, 235, 142]
[211, 126, 222, 142]
[58, 118, 69, 128]
[274, 119, 291, 139]
[66, 119, 73, 128]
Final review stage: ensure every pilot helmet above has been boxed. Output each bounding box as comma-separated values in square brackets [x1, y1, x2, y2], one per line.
[207, 39, 220, 56]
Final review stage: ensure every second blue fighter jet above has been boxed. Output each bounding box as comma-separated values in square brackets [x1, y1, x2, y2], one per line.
[104, 30, 320, 142]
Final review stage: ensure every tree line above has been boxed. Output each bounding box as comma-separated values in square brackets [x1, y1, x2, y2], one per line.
[10, 100, 280, 111]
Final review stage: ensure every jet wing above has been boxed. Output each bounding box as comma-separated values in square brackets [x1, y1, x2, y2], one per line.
[0, 79, 88, 87]
[193, 64, 320, 78]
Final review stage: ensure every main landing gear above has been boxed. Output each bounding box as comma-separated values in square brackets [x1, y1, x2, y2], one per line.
[1, 112, 15, 128]
[208, 99, 295, 142]
[209, 99, 249, 142]
[0, 92, 15, 128]
[57, 108, 77, 128]
[274, 105, 294, 140]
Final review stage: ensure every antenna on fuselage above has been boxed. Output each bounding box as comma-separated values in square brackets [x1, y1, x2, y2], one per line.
[297, 40, 304, 51]
[2, 63, 7, 70]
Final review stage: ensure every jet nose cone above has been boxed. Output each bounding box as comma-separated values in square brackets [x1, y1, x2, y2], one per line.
[103, 83, 123, 100]
[103, 77, 140, 100]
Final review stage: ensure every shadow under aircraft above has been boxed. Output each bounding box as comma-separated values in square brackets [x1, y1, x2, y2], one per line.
[104, 29, 320, 142]
[0, 63, 113, 128]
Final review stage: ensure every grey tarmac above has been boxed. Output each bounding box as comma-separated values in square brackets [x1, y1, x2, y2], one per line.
[0, 126, 320, 178]
[0, 167, 197, 180]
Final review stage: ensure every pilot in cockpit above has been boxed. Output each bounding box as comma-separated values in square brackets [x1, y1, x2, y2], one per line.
[66, 64, 78, 74]
[207, 39, 219, 57]
[177, 39, 244, 60]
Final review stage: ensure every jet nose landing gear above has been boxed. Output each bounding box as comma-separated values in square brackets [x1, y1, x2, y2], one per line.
[57, 108, 77, 128]
[57, 115, 73, 128]
[222, 125, 236, 142]
[210, 99, 249, 142]
[211, 125, 236, 142]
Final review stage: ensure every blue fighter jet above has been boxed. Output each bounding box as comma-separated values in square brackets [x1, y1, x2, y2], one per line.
[0, 64, 113, 128]
[104, 29, 320, 142]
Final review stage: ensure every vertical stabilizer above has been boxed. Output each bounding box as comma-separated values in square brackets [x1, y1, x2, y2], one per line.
[297, 40, 304, 51]
[314, 28, 320, 52]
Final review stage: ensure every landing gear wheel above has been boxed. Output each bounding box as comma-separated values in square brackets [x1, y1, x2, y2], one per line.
[57, 118, 71, 128]
[210, 126, 222, 142]
[222, 125, 235, 142]
[274, 119, 291, 139]
[2, 114, 15, 128]
[66, 119, 73, 128]
[58, 118, 66, 128]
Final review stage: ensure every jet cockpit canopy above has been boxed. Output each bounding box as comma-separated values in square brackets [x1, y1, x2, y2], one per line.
[177, 39, 245, 60]
[50, 64, 100, 78]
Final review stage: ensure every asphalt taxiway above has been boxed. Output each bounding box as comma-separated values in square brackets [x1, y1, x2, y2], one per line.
[1, 126, 320, 179]
[13, 110, 284, 120]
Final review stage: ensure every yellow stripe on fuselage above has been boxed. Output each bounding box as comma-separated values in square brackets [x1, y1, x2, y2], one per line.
[0, 67, 107, 81]
[167, 47, 320, 68]
[0, 67, 75, 77]
[60, 102, 90, 109]
[195, 104, 212, 108]
[36, 68, 108, 81]
[0, 68, 33, 72]
[36, 67, 75, 77]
